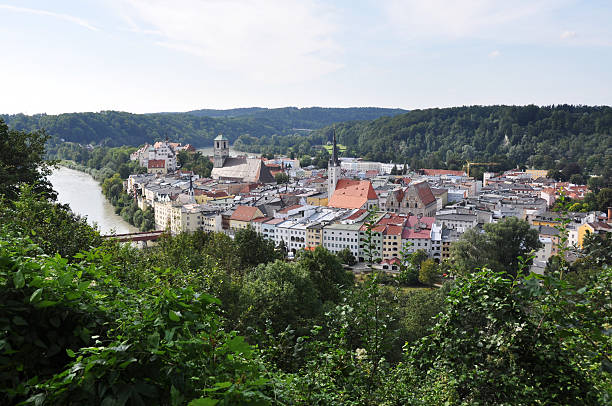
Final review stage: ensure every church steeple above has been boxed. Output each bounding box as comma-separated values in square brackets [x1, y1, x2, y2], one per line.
[331, 127, 340, 167]
[327, 127, 341, 198]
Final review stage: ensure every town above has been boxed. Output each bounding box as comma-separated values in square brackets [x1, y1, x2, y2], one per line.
[124, 133, 611, 274]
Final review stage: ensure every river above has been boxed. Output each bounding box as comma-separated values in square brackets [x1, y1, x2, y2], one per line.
[47, 166, 139, 235]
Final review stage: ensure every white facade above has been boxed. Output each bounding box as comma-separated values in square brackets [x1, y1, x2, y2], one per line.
[323, 223, 360, 258]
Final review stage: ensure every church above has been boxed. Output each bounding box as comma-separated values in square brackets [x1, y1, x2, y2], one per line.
[210, 135, 275, 183]
[327, 129, 378, 210]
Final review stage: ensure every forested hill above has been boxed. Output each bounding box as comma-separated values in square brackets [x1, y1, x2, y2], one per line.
[302, 105, 609, 176]
[0, 107, 406, 148]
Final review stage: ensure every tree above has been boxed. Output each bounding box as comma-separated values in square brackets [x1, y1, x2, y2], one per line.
[275, 172, 290, 185]
[388, 269, 598, 405]
[337, 247, 357, 266]
[418, 258, 439, 287]
[0, 185, 102, 259]
[233, 226, 278, 271]
[410, 249, 428, 270]
[240, 260, 322, 334]
[451, 217, 541, 276]
[570, 173, 586, 185]
[298, 246, 354, 302]
[0, 119, 55, 201]
[299, 155, 312, 168]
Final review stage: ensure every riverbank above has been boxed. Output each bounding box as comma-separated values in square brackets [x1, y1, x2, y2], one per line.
[54, 161, 154, 232]
[47, 166, 139, 235]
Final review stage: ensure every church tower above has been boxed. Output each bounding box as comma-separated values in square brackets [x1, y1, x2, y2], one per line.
[213, 134, 229, 168]
[327, 128, 341, 198]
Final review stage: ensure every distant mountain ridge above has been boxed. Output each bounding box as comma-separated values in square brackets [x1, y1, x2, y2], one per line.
[1, 107, 407, 147]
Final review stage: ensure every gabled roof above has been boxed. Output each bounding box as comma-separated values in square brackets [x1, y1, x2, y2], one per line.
[413, 182, 436, 206]
[328, 179, 378, 209]
[230, 205, 262, 222]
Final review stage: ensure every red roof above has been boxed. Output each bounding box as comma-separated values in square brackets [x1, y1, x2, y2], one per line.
[421, 169, 466, 177]
[328, 179, 378, 209]
[413, 182, 436, 206]
[230, 205, 262, 222]
[402, 216, 434, 239]
[148, 159, 165, 169]
[385, 225, 403, 235]
[345, 209, 367, 220]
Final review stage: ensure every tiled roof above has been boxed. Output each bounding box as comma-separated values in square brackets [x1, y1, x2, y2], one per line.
[420, 169, 466, 177]
[413, 182, 436, 206]
[148, 159, 165, 168]
[345, 209, 367, 220]
[230, 205, 261, 222]
[328, 179, 378, 209]
[385, 225, 403, 235]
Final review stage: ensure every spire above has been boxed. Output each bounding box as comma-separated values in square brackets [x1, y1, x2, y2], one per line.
[331, 127, 340, 167]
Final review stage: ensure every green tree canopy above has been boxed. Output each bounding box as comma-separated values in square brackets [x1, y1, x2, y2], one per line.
[0, 119, 55, 201]
[451, 217, 541, 276]
[298, 246, 354, 303]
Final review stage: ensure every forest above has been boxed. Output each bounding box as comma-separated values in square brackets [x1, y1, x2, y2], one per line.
[1, 118, 611, 405]
[1, 107, 405, 148]
[233, 105, 612, 178]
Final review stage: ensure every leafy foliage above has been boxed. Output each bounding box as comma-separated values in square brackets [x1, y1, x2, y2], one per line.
[0, 119, 55, 201]
[451, 217, 541, 276]
[389, 269, 602, 405]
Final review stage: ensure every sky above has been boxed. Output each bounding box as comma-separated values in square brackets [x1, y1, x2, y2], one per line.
[0, 0, 611, 114]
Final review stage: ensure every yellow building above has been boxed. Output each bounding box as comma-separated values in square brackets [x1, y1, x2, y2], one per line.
[306, 193, 329, 207]
[229, 206, 264, 232]
[577, 221, 612, 248]
[525, 169, 549, 179]
[306, 223, 324, 248]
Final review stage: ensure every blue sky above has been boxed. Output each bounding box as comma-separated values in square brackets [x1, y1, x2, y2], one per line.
[1, 0, 611, 114]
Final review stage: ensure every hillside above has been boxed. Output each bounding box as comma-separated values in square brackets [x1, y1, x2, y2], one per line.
[236, 105, 612, 176]
[1, 107, 406, 148]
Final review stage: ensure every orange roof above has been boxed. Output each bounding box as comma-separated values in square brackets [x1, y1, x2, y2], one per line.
[230, 205, 262, 222]
[328, 179, 378, 209]
[385, 225, 403, 235]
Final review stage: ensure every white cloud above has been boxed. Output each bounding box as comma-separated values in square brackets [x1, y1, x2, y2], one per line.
[112, 0, 342, 84]
[488, 50, 500, 58]
[380, 0, 565, 41]
[560, 30, 576, 39]
[0, 4, 99, 31]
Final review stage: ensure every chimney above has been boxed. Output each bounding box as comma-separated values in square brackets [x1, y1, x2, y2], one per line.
[608, 207, 611, 223]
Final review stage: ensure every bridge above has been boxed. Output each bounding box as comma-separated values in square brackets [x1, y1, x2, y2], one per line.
[102, 230, 165, 243]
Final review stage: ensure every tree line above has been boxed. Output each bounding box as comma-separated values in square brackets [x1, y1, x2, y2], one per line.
[239, 105, 612, 179]
[2, 107, 405, 148]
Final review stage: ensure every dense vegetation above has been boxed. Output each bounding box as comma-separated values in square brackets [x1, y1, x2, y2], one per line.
[1, 123, 610, 405]
[236, 105, 612, 178]
[2, 107, 406, 148]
